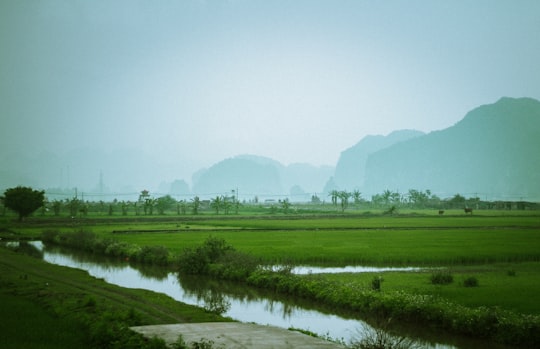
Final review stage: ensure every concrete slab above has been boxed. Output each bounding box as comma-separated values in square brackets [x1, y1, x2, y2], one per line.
[131, 322, 345, 349]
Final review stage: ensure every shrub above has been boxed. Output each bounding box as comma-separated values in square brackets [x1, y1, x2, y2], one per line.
[463, 276, 479, 287]
[178, 236, 236, 275]
[135, 245, 170, 266]
[430, 270, 453, 285]
[41, 229, 60, 243]
[371, 276, 384, 291]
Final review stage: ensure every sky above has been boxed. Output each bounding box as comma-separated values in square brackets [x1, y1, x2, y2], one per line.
[1, 0, 540, 187]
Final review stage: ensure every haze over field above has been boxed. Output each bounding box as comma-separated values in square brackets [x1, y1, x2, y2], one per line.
[1, 1, 540, 198]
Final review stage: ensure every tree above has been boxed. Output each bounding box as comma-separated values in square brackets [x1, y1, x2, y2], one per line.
[2, 186, 45, 221]
[338, 191, 351, 212]
[352, 190, 362, 205]
[155, 195, 176, 215]
[329, 190, 339, 206]
[191, 196, 201, 215]
[210, 196, 223, 215]
[280, 198, 291, 214]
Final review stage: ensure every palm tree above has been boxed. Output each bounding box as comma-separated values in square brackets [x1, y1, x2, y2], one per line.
[281, 198, 291, 213]
[191, 196, 201, 215]
[210, 196, 222, 215]
[352, 190, 362, 205]
[329, 190, 339, 206]
[338, 191, 351, 212]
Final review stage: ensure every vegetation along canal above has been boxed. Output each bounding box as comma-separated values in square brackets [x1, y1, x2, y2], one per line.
[30, 241, 485, 349]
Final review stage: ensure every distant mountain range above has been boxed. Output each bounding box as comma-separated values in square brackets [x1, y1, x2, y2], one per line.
[186, 97, 540, 201]
[1, 97, 539, 201]
[360, 97, 540, 200]
[191, 155, 333, 200]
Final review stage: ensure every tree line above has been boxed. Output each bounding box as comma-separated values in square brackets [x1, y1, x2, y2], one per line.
[1, 186, 537, 221]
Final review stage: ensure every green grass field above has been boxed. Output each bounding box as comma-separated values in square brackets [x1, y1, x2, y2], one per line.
[3, 210, 540, 318]
[47, 213, 537, 266]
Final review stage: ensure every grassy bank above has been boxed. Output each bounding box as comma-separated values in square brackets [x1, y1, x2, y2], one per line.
[0, 246, 228, 348]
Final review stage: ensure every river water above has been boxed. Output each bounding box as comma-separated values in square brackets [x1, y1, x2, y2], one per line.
[21, 241, 467, 348]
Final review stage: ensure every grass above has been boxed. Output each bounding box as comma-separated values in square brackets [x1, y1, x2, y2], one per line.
[0, 247, 230, 348]
[0, 292, 91, 349]
[319, 262, 540, 315]
[2, 209, 540, 346]
[92, 226, 540, 266]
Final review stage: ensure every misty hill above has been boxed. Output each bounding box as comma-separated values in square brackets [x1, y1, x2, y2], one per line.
[334, 130, 424, 190]
[363, 97, 540, 200]
[191, 155, 333, 199]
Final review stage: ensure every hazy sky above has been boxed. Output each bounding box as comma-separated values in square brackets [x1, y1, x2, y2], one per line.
[2, 0, 540, 182]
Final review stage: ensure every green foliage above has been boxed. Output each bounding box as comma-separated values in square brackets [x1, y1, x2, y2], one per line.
[350, 320, 421, 349]
[245, 270, 540, 347]
[2, 186, 45, 221]
[430, 270, 454, 285]
[155, 195, 177, 215]
[463, 276, 479, 287]
[371, 276, 384, 291]
[0, 292, 92, 349]
[40, 230, 171, 266]
[133, 245, 170, 265]
[383, 206, 397, 215]
[170, 335, 223, 349]
[178, 236, 233, 274]
[171, 335, 189, 349]
[178, 236, 259, 280]
[87, 311, 168, 349]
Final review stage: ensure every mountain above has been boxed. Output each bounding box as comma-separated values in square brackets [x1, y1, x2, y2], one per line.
[191, 155, 333, 200]
[363, 97, 540, 200]
[334, 130, 424, 190]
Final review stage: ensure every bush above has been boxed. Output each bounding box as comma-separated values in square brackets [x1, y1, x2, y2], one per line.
[134, 245, 170, 266]
[463, 276, 479, 287]
[371, 276, 384, 291]
[178, 236, 236, 275]
[41, 229, 60, 243]
[430, 270, 453, 285]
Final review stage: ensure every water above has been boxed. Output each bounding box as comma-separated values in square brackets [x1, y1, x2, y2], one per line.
[24, 241, 460, 348]
[282, 265, 425, 274]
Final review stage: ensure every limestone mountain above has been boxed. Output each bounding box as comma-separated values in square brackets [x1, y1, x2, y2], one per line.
[363, 97, 540, 200]
[334, 130, 424, 191]
[191, 155, 333, 199]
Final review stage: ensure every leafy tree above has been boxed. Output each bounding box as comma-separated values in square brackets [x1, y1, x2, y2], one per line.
[155, 195, 176, 215]
[51, 200, 62, 216]
[2, 186, 45, 221]
[448, 193, 466, 208]
[68, 198, 82, 217]
[407, 189, 429, 208]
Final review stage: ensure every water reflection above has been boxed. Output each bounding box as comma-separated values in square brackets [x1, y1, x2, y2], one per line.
[23, 241, 465, 348]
